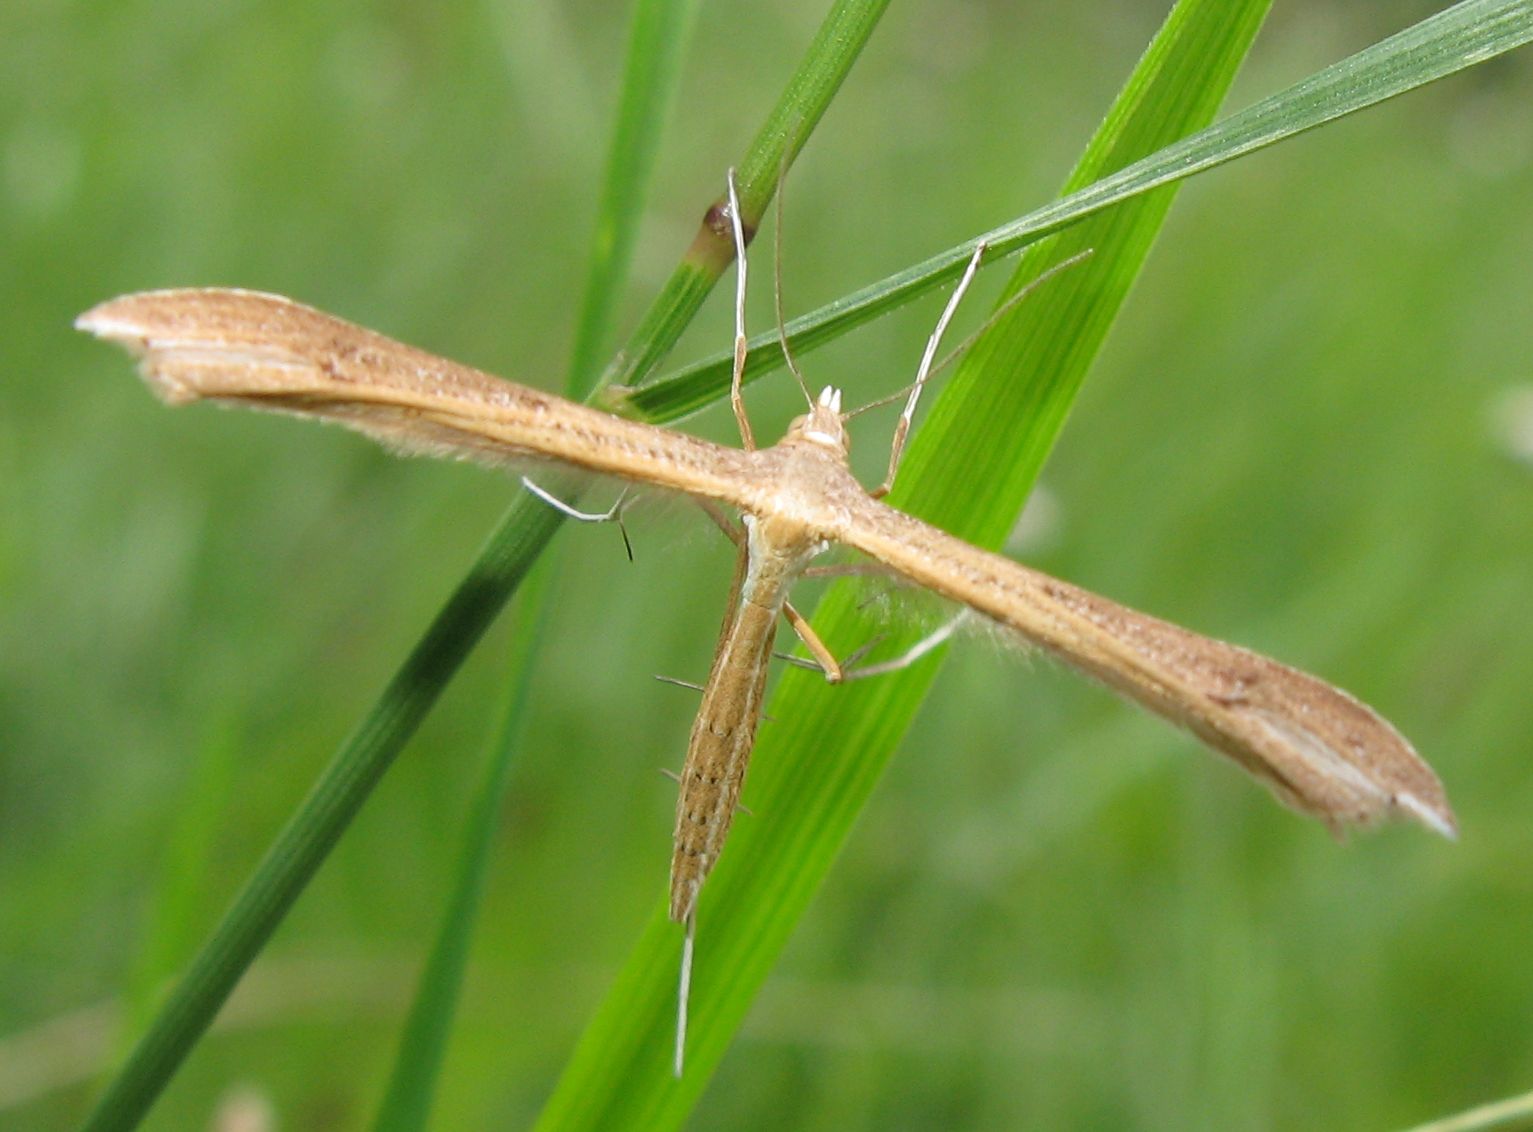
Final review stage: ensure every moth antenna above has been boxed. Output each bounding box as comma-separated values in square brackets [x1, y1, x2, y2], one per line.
[872, 242, 988, 498]
[725, 169, 756, 450]
[843, 248, 1095, 422]
[771, 151, 814, 407]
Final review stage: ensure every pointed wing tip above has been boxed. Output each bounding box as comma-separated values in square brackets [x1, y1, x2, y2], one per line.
[75, 290, 203, 354]
[76, 289, 328, 406]
[76, 288, 301, 342]
[1397, 790, 1458, 841]
[76, 293, 202, 404]
[75, 299, 142, 344]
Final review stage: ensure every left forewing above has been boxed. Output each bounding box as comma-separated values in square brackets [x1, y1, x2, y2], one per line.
[78, 288, 759, 508]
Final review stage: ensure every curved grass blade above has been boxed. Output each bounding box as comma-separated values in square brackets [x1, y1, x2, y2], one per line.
[597, 0, 893, 392]
[620, 0, 1533, 424]
[79, 496, 566, 1132]
[565, 0, 706, 398]
[534, 2, 1272, 1127]
[371, 567, 555, 1132]
[369, 3, 706, 1126]
[75, 3, 892, 1130]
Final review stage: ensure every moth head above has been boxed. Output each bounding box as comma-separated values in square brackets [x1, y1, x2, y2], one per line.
[784, 385, 849, 457]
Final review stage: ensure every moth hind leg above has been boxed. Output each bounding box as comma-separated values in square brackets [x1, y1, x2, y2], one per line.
[519, 476, 635, 560]
[778, 603, 969, 683]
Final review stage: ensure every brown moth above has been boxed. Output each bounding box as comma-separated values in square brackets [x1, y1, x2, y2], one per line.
[77, 183, 1454, 1073]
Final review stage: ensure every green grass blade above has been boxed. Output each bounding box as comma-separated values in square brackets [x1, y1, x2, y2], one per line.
[533, 1, 1269, 1126]
[565, 0, 705, 398]
[371, 566, 555, 1132]
[371, 2, 703, 1124]
[621, 0, 1533, 424]
[597, 0, 892, 391]
[124, 716, 241, 1039]
[77, 3, 891, 1129]
[79, 497, 565, 1132]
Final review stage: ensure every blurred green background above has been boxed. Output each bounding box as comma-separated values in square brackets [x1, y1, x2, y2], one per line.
[4, 1, 1532, 1128]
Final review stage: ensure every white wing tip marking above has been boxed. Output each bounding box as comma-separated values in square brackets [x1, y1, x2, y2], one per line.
[1397, 790, 1459, 841]
[675, 912, 696, 1078]
[75, 308, 142, 341]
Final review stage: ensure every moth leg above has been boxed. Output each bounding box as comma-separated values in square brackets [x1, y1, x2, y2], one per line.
[519, 476, 634, 561]
[840, 614, 967, 681]
[675, 909, 695, 1077]
[694, 498, 745, 547]
[872, 241, 986, 499]
[781, 602, 845, 683]
[777, 609, 969, 683]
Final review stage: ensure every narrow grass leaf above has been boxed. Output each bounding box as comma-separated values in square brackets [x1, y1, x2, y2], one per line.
[371, 2, 704, 1125]
[371, 568, 556, 1132]
[622, 0, 1533, 424]
[566, 0, 706, 398]
[598, 0, 893, 392]
[534, 1, 1270, 1127]
[77, 2, 890, 1129]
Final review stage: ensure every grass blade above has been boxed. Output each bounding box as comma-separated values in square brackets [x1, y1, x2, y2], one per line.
[76, 3, 891, 1128]
[598, 0, 893, 391]
[371, 567, 555, 1132]
[79, 499, 565, 1132]
[565, 0, 706, 398]
[370, 2, 704, 1125]
[621, 0, 1533, 423]
[533, 0, 1270, 1126]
